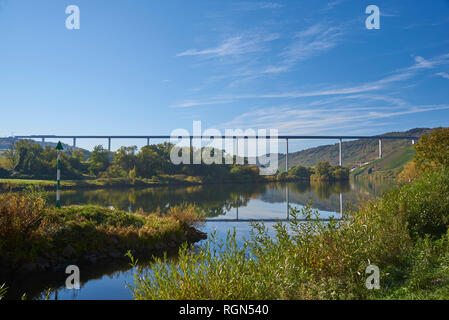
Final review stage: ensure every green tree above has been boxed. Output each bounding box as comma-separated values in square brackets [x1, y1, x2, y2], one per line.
[88, 145, 111, 176]
[4, 142, 19, 171]
[136, 146, 162, 178]
[315, 161, 332, 178]
[113, 146, 137, 173]
[128, 166, 137, 184]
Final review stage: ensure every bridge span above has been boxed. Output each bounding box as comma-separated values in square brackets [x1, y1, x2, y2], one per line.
[9, 134, 419, 170]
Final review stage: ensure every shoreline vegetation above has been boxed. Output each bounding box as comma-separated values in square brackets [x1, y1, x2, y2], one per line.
[125, 128, 449, 300]
[0, 162, 349, 192]
[0, 189, 206, 280]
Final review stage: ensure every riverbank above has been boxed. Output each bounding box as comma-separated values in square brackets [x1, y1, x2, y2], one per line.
[0, 190, 206, 279]
[0, 172, 349, 193]
[127, 168, 449, 300]
[0, 175, 204, 192]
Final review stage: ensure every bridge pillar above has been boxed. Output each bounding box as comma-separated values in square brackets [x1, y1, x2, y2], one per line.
[146, 137, 150, 146]
[378, 139, 382, 159]
[108, 138, 111, 152]
[285, 138, 289, 171]
[73, 138, 76, 148]
[339, 138, 342, 166]
[41, 137, 45, 147]
[190, 136, 193, 164]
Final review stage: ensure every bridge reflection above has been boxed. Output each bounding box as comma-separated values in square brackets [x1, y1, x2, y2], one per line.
[205, 185, 344, 222]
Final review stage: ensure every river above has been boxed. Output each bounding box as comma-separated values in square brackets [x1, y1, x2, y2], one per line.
[6, 178, 394, 300]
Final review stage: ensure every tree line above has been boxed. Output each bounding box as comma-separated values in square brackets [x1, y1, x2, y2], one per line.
[1, 140, 349, 182]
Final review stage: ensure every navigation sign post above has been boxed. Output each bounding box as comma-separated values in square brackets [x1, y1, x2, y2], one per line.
[55, 141, 63, 208]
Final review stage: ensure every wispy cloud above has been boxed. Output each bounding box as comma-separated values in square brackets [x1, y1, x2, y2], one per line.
[232, 2, 283, 11]
[214, 52, 449, 101]
[170, 99, 232, 108]
[280, 24, 343, 65]
[220, 102, 449, 135]
[176, 33, 279, 57]
[435, 72, 449, 79]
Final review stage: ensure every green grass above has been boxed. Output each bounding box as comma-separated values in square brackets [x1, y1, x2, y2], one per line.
[0, 175, 204, 192]
[128, 169, 449, 300]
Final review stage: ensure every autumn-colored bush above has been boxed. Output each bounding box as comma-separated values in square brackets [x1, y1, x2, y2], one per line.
[414, 127, 449, 171]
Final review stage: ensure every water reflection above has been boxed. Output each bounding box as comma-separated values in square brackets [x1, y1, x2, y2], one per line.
[44, 180, 368, 220]
[8, 178, 392, 300]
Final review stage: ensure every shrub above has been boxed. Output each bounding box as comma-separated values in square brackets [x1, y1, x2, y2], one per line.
[414, 127, 449, 171]
[166, 203, 204, 228]
[0, 188, 46, 241]
[395, 169, 449, 238]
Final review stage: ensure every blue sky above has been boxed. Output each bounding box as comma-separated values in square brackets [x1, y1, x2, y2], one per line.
[0, 0, 448, 151]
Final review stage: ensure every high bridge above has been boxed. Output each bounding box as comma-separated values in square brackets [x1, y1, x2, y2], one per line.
[11, 134, 420, 170]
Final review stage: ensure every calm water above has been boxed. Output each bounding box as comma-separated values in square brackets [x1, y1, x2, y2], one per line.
[6, 179, 394, 300]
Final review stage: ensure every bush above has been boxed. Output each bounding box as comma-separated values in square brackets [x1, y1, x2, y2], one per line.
[394, 169, 449, 238]
[166, 203, 204, 228]
[0, 188, 46, 241]
[414, 127, 449, 171]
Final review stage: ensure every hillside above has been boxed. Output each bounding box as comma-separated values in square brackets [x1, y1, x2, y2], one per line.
[0, 137, 90, 155]
[350, 144, 416, 178]
[278, 128, 431, 173]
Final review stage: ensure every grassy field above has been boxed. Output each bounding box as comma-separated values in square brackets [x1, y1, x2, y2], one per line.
[0, 175, 205, 191]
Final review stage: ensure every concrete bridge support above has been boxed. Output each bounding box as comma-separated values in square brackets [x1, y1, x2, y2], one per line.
[147, 138, 150, 146]
[41, 137, 45, 147]
[286, 138, 289, 171]
[378, 139, 382, 159]
[73, 138, 76, 148]
[339, 138, 342, 166]
[108, 138, 111, 152]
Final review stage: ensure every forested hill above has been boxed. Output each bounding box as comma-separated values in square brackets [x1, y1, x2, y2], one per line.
[278, 128, 432, 170]
[0, 137, 89, 155]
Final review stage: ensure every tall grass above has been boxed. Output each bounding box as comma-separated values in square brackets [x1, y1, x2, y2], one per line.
[166, 203, 205, 228]
[128, 170, 449, 300]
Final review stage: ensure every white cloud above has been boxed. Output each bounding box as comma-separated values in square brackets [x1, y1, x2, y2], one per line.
[176, 33, 279, 57]
[280, 24, 343, 65]
[233, 2, 283, 11]
[435, 72, 449, 79]
[170, 99, 232, 108]
[220, 102, 449, 134]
